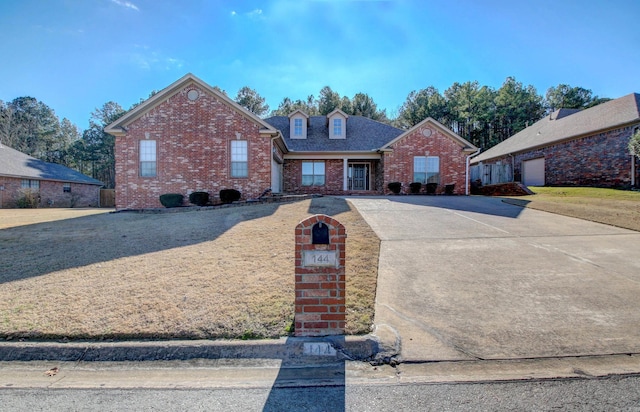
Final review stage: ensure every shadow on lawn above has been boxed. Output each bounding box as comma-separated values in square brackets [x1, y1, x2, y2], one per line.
[0, 203, 281, 284]
[307, 196, 353, 217]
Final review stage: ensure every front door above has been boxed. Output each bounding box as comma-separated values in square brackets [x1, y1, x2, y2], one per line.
[348, 163, 369, 191]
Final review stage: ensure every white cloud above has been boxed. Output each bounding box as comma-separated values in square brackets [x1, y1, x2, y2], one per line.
[128, 46, 183, 71]
[230, 8, 264, 20]
[110, 0, 139, 11]
[247, 9, 264, 20]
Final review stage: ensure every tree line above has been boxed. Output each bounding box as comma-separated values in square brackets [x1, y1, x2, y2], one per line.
[0, 78, 608, 189]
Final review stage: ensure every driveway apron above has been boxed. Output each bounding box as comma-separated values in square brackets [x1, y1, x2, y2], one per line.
[347, 196, 640, 362]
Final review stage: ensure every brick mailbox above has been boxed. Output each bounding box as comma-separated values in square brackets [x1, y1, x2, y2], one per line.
[294, 214, 346, 337]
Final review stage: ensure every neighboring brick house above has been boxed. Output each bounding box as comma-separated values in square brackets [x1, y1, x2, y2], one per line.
[0, 144, 103, 208]
[106, 74, 479, 210]
[471, 93, 640, 188]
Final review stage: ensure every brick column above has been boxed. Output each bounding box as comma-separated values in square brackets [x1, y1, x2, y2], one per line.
[294, 214, 346, 337]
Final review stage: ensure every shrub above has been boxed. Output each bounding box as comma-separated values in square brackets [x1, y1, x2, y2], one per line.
[425, 183, 438, 194]
[219, 189, 241, 204]
[470, 179, 483, 195]
[409, 182, 422, 194]
[188, 191, 210, 206]
[16, 189, 39, 208]
[445, 184, 456, 195]
[387, 182, 402, 194]
[159, 193, 184, 208]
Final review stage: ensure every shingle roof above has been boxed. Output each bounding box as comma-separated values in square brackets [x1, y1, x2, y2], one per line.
[473, 93, 640, 163]
[264, 115, 404, 152]
[0, 144, 103, 185]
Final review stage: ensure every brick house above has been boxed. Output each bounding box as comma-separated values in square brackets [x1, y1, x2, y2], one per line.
[0, 144, 103, 208]
[106, 74, 478, 210]
[471, 93, 640, 188]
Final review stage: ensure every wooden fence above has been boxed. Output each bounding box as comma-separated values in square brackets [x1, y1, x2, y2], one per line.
[470, 163, 513, 186]
[100, 189, 115, 208]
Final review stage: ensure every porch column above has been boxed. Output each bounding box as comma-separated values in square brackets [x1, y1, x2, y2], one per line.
[343, 158, 348, 191]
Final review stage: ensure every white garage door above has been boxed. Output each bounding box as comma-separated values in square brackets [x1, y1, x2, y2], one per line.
[523, 158, 545, 186]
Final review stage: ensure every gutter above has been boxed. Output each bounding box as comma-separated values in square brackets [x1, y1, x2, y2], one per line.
[632, 154, 636, 187]
[465, 148, 481, 195]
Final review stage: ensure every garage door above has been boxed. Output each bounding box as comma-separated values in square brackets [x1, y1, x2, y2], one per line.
[523, 158, 545, 186]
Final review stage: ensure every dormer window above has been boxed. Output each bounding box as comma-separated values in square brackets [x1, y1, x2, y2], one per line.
[294, 118, 303, 136]
[333, 118, 342, 136]
[289, 110, 309, 139]
[327, 109, 348, 139]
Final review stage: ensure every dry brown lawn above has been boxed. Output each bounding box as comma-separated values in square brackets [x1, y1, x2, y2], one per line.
[0, 197, 379, 341]
[502, 186, 640, 232]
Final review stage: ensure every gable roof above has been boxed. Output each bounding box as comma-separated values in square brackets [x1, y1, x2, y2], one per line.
[326, 108, 349, 119]
[0, 144, 103, 185]
[264, 115, 403, 152]
[382, 117, 479, 152]
[288, 109, 309, 119]
[104, 73, 279, 136]
[473, 93, 640, 163]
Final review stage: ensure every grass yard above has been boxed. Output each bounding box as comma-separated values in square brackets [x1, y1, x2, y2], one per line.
[0, 197, 379, 341]
[503, 186, 640, 232]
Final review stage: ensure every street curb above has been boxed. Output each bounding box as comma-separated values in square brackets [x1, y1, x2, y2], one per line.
[0, 335, 380, 364]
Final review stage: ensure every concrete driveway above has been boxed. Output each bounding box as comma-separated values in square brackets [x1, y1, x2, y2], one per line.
[347, 196, 640, 362]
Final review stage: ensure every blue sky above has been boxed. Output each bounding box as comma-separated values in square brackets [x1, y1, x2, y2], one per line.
[1, 0, 639, 130]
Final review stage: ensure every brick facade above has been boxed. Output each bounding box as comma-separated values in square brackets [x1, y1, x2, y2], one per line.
[383, 124, 470, 195]
[480, 126, 639, 187]
[283, 159, 384, 195]
[108, 75, 478, 208]
[0, 176, 100, 208]
[114, 84, 274, 209]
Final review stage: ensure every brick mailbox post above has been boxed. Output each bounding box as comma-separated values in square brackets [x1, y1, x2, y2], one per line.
[294, 214, 346, 337]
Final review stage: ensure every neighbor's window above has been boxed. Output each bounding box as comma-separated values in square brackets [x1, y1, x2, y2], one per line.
[427, 156, 440, 183]
[21, 179, 40, 190]
[140, 140, 157, 177]
[413, 156, 426, 183]
[413, 156, 440, 184]
[231, 140, 248, 178]
[333, 118, 342, 136]
[302, 161, 325, 186]
[294, 118, 303, 136]
[63, 183, 71, 193]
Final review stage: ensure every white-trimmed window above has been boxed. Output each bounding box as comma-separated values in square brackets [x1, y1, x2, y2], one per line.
[413, 156, 440, 184]
[63, 183, 71, 193]
[302, 161, 325, 186]
[140, 140, 157, 177]
[21, 179, 40, 190]
[231, 140, 248, 178]
[333, 118, 342, 136]
[294, 118, 303, 136]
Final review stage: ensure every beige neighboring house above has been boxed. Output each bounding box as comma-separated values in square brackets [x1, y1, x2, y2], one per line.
[0, 144, 103, 208]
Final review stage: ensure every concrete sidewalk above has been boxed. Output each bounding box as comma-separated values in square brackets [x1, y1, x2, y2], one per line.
[3, 354, 640, 389]
[348, 196, 640, 368]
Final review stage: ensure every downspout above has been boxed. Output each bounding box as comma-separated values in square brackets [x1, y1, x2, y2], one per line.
[632, 155, 636, 188]
[465, 148, 481, 196]
[509, 153, 515, 182]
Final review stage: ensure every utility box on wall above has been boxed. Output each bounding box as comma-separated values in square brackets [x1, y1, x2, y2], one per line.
[294, 214, 346, 337]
